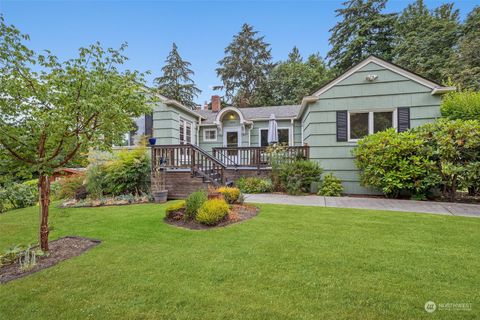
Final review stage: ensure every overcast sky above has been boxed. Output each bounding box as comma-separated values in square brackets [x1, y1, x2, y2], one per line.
[1, 0, 478, 104]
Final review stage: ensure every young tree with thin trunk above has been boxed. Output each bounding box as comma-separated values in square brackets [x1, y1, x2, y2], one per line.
[154, 43, 201, 110]
[0, 16, 152, 251]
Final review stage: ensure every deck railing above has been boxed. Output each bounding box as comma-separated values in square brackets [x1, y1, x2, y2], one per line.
[212, 146, 309, 169]
[151, 144, 226, 185]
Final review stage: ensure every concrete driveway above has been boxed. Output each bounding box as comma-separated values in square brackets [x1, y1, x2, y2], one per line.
[244, 193, 480, 218]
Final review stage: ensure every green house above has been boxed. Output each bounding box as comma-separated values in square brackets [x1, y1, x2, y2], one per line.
[150, 56, 454, 197]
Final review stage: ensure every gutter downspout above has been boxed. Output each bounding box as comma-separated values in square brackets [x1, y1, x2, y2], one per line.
[290, 118, 294, 146]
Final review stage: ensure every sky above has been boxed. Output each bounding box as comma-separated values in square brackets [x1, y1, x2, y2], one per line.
[1, 0, 478, 105]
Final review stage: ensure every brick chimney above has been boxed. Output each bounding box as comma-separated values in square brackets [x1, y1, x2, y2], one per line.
[211, 95, 221, 112]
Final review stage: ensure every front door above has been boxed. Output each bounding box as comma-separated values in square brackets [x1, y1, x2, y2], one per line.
[223, 128, 241, 162]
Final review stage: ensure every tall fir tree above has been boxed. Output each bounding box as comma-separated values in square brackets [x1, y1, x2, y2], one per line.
[216, 23, 273, 107]
[287, 46, 302, 63]
[327, 0, 397, 74]
[450, 6, 480, 90]
[252, 49, 332, 106]
[393, 0, 460, 84]
[154, 43, 201, 109]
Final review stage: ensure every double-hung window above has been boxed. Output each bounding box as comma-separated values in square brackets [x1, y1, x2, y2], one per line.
[179, 118, 192, 144]
[348, 110, 396, 141]
[203, 129, 217, 142]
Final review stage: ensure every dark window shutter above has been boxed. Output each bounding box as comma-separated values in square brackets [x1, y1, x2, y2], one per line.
[397, 107, 410, 132]
[145, 113, 153, 138]
[336, 111, 348, 142]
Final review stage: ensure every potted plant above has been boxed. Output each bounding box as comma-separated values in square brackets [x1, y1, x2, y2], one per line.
[148, 137, 156, 146]
[207, 185, 223, 200]
[153, 160, 168, 203]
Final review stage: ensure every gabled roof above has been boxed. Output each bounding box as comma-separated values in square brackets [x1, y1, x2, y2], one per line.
[312, 55, 455, 97]
[296, 55, 456, 119]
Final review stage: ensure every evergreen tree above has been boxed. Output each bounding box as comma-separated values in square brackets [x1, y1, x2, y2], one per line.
[287, 46, 302, 63]
[252, 50, 332, 106]
[154, 43, 201, 109]
[216, 24, 273, 107]
[327, 0, 397, 74]
[451, 6, 480, 90]
[393, 0, 460, 84]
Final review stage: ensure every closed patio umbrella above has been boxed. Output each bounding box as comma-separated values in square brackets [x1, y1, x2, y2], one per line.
[268, 113, 278, 144]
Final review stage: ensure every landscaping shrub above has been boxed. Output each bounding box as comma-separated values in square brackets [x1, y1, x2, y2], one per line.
[235, 177, 273, 193]
[318, 174, 343, 196]
[185, 190, 207, 220]
[441, 90, 480, 121]
[266, 144, 290, 191]
[0, 181, 38, 213]
[165, 201, 186, 215]
[86, 146, 150, 198]
[102, 147, 150, 196]
[86, 163, 107, 199]
[217, 187, 240, 204]
[353, 128, 440, 198]
[196, 199, 229, 225]
[415, 119, 480, 201]
[55, 173, 86, 199]
[278, 160, 323, 195]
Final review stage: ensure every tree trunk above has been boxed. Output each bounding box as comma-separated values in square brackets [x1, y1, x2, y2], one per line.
[449, 175, 457, 202]
[39, 174, 51, 252]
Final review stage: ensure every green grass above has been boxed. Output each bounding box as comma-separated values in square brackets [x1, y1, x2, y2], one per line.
[0, 203, 479, 319]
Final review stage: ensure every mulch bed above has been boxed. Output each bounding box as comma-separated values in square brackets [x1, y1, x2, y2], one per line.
[0, 236, 101, 284]
[164, 204, 259, 230]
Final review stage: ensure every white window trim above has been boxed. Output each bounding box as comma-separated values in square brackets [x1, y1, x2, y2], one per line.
[258, 127, 291, 146]
[347, 109, 397, 142]
[223, 127, 242, 147]
[179, 117, 193, 144]
[203, 129, 217, 142]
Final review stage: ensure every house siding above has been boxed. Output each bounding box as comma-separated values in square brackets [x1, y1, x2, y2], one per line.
[198, 119, 302, 151]
[152, 101, 198, 145]
[302, 61, 442, 194]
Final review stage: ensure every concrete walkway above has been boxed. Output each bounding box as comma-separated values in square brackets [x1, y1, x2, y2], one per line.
[244, 193, 480, 218]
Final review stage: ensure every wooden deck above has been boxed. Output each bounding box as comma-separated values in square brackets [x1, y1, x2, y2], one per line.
[151, 144, 309, 198]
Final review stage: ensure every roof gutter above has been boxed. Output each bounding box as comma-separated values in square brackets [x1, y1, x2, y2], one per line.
[296, 96, 320, 120]
[431, 86, 456, 95]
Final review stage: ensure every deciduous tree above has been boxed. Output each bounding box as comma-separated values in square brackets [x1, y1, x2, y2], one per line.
[0, 16, 151, 251]
[253, 50, 332, 106]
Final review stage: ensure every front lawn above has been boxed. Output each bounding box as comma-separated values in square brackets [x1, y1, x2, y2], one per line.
[0, 203, 479, 319]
